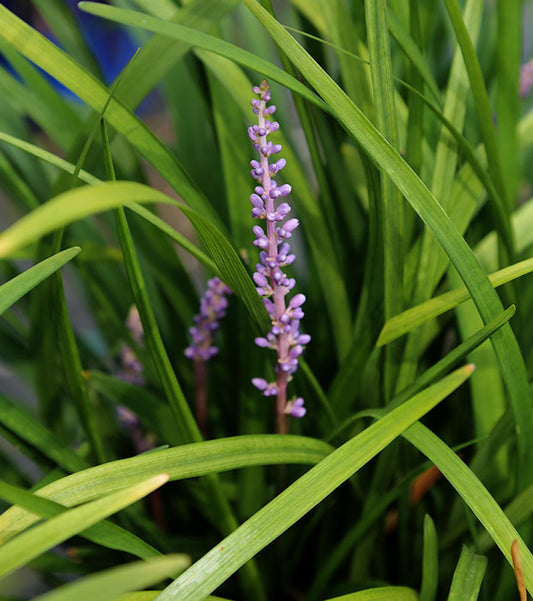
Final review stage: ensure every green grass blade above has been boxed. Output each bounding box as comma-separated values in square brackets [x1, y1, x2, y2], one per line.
[0, 474, 168, 580]
[0, 247, 79, 315]
[394, 0, 483, 393]
[330, 306, 515, 442]
[153, 366, 473, 601]
[0, 480, 162, 561]
[365, 0, 403, 399]
[100, 120, 198, 446]
[495, 2, 520, 209]
[0, 5, 222, 228]
[420, 515, 439, 601]
[0, 393, 88, 473]
[0, 181, 268, 332]
[478, 485, 533, 553]
[365, 0, 403, 318]
[0, 130, 217, 271]
[77, 2, 327, 112]
[446, 546, 487, 601]
[402, 423, 533, 593]
[0, 435, 332, 542]
[33, 556, 190, 601]
[442, 0, 511, 232]
[388, 10, 441, 104]
[323, 588, 418, 601]
[378, 258, 533, 345]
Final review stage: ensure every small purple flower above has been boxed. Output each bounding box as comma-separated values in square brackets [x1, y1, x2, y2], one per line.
[520, 59, 533, 99]
[184, 277, 232, 362]
[248, 80, 310, 430]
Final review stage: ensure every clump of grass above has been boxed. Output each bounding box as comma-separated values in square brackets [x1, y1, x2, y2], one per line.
[0, 1, 532, 600]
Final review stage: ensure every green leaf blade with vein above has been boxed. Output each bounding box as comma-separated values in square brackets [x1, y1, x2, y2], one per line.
[0, 5, 222, 229]
[153, 365, 473, 601]
[378, 258, 533, 346]
[0, 247, 80, 315]
[323, 588, 418, 601]
[33, 556, 190, 601]
[446, 546, 487, 601]
[0, 480, 162, 561]
[77, 2, 327, 112]
[0, 435, 333, 542]
[0, 181, 268, 332]
[0, 474, 169, 580]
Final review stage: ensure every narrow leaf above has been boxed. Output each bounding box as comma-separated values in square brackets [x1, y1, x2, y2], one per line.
[0, 474, 169, 580]
[153, 366, 473, 601]
[33, 555, 190, 601]
[0, 247, 80, 315]
[378, 258, 533, 346]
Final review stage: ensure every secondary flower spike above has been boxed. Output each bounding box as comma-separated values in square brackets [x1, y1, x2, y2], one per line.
[118, 305, 144, 386]
[184, 277, 232, 362]
[248, 80, 310, 432]
[520, 59, 533, 99]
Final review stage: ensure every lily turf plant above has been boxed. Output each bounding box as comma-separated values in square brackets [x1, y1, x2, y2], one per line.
[0, 2, 532, 601]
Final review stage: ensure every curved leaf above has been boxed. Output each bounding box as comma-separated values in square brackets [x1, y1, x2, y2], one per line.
[0, 475, 168, 580]
[34, 556, 190, 601]
[153, 366, 473, 601]
[0, 181, 268, 331]
[0, 435, 333, 542]
[77, 2, 327, 112]
[0, 5, 222, 228]
[377, 257, 533, 346]
[0, 246, 80, 315]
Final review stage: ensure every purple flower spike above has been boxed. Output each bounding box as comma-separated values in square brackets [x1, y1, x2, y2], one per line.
[248, 80, 310, 432]
[520, 59, 533, 99]
[185, 277, 232, 362]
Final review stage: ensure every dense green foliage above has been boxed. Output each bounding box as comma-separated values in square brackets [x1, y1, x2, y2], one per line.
[0, 1, 532, 600]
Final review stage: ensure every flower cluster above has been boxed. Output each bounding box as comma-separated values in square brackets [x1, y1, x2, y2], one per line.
[116, 306, 154, 453]
[248, 80, 310, 422]
[184, 277, 232, 362]
[520, 59, 533, 99]
[118, 305, 144, 386]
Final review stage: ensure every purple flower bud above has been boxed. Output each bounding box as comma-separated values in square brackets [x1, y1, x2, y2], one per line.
[250, 194, 263, 208]
[253, 272, 269, 287]
[284, 218, 299, 232]
[286, 397, 306, 418]
[289, 294, 306, 308]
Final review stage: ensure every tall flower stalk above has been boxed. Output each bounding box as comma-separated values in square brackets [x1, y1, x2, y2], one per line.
[185, 277, 232, 435]
[248, 80, 310, 434]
